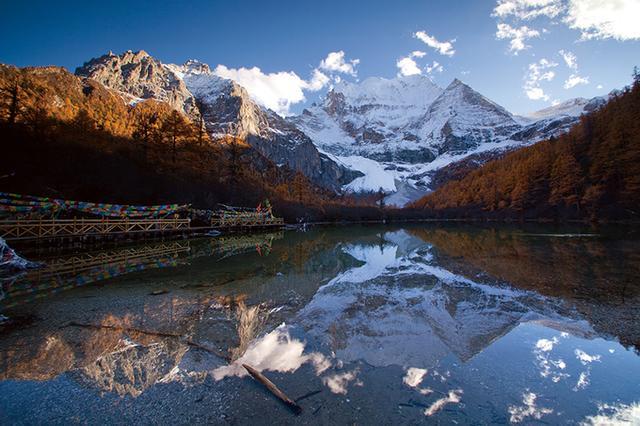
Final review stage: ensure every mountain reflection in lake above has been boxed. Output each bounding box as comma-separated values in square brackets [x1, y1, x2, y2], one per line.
[1, 225, 639, 424]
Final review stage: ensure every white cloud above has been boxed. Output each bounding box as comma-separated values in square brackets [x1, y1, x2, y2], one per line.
[213, 65, 326, 116]
[322, 370, 362, 394]
[526, 87, 547, 100]
[396, 56, 422, 76]
[573, 370, 590, 391]
[307, 69, 330, 91]
[565, 0, 640, 40]
[581, 401, 640, 425]
[559, 49, 578, 70]
[493, 0, 564, 20]
[411, 50, 427, 58]
[524, 58, 558, 101]
[496, 23, 541, 53]
[493, 0, 640, 41]
[211, 325, 330, 380]
[424, 390, 463, 417]
[597, 84, 603, 89]
[212, 50, 359, 116]
[403, 368, 428, 387]
[536, 337, 558, 352]
[426, 61, 444, 74]
[564, 73, 589, 89]
[508, 392, 554, 423]
[557, 50, 589, 89]
[575, 349, 601, 365]
[319, 51, 360, 76]
[414, 30, 456, 56]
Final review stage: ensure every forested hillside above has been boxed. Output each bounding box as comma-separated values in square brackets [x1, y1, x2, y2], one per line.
[0, 65, 391, 222]
[413, 71, 640, 221]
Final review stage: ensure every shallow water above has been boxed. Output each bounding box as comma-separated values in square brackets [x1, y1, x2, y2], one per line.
[1, 224, 639, 424]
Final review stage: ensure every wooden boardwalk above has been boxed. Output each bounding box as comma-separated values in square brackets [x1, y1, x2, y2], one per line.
[0, 217, 191, 241]
[0, 213, 284, 242]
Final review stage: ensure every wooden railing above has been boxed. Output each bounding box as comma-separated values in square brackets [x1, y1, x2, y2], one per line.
[0, 217, 191, 240]
[39, 242, 191, 275]
[211, 212, 284, 228]
[0, 211, 285, 241]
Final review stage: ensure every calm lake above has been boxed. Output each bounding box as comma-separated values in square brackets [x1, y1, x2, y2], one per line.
[1, 224, 639, 424]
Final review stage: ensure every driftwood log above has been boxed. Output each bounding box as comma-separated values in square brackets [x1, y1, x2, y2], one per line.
[243, 363, 302, 414]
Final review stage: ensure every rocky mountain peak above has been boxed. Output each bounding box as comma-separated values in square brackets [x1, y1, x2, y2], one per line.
[176, 59, 212, 76]
[162, 58, 357, 190]
[418, 78, 520, 154]
[75, 50, 199, 119]
[447, 78, 465, 88]
[527, 96, 607, 120]
[323, 90, 347, 117]
[433, 78, 515, 122]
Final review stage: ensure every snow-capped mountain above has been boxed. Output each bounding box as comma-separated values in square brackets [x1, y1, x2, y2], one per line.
[510, 95, 608, 144]
[76, 52, 357, 191]
[292, 75, 443, 162]
[416, 79, 521, 154]
[292, 76, 608, 205]
[526, 96, 606, 121]
[76, 50, 608, 205]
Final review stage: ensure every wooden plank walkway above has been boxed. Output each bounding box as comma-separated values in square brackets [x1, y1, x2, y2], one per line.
[0, 214, 285, 242]
[0, 217, 191, 241]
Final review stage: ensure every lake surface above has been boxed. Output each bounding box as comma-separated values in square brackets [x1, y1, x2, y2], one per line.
[1, 224, 639, 424]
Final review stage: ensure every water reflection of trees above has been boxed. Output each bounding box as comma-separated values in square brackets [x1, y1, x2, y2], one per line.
[1, 232, 284, 310]
[0, 292, 280, 397]
[0, 291, 217, 386]
[0, 230, 331, 397]
[2, 225, 638, 403]
[408, 227, 640, 349]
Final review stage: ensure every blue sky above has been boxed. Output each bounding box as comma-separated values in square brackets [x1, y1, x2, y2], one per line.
[1, 0, 638, 115]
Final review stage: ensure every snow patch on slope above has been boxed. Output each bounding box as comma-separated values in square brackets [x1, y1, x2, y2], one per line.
[339, 156, 397, 193]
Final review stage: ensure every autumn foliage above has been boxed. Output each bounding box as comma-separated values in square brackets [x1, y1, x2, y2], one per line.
[413, 71, 640, 221]
[0, 65, 394, 222]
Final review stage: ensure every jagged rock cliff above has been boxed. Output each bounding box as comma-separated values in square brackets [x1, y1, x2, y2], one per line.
[76, 50, 200, 120]
[76, 52, 357, 191]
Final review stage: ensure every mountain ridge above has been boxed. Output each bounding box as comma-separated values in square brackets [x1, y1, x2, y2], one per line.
[77, 50, 357, 191]
[74, 50, 610, 205]
[293, 72, 608, 205]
